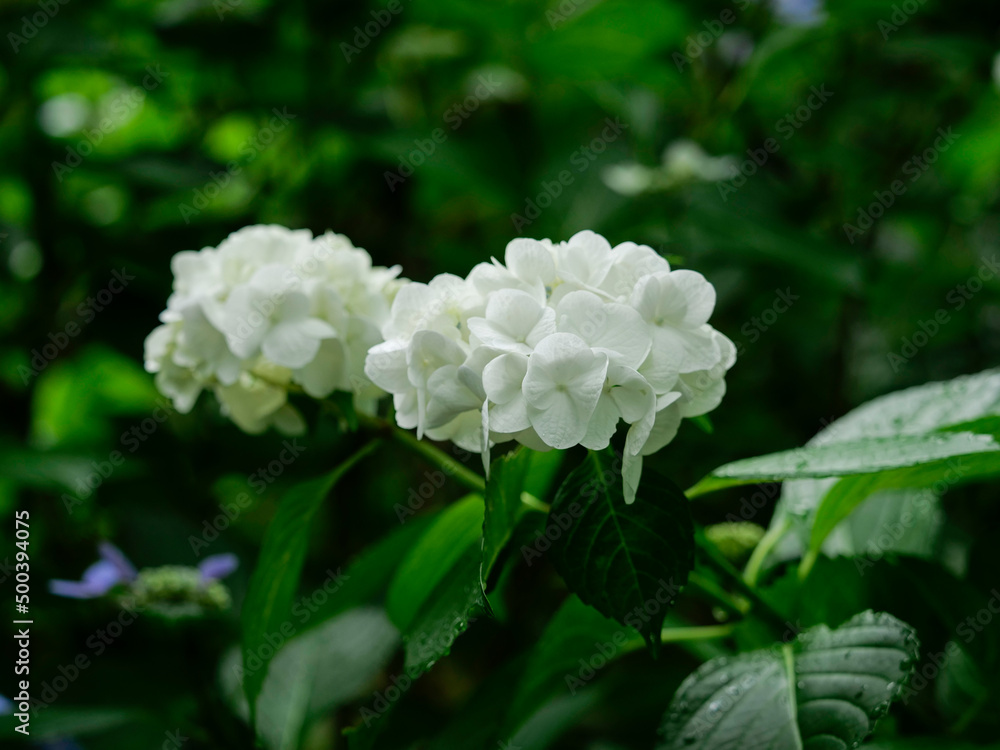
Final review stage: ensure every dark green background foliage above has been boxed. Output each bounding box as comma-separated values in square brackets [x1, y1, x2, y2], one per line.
[3, 0, 1000, 747]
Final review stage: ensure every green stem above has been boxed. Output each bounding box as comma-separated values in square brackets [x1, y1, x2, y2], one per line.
[624, 622, 738, 652]
[621, 622, 736, 654]
[798, 547, 820, 583]
[688, 571, 749, 618]
[697, 530, 789, 636]
[356, 413, 487, 493]
[744, 516, 791, 587]
[520, 491, 551, 514]
[660, 622, 736, 643]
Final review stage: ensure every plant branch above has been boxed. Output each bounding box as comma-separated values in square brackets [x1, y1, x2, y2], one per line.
[696, 528, 790, 636]
[356, 412, 487, 493]
[744, 516, 791, 587]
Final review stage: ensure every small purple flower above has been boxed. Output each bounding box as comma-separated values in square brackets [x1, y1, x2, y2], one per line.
[198, 553, 239, 583]
[49, 543, 138, 599]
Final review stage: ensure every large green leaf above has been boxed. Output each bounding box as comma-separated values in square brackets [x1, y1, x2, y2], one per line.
[504, 595, 639, 736]
[807, 452, 1000, 561]
[818, 489, 944, 565]
[386, 494, 487, 674]
[756, 369, 1000, 574]
[658, 611, 919, 749]
[241, 441, 380, 723]
[224, 608, 399, 750]
[481, 448, 549, 591]
[687, 432, 1000, 497]
[548, 449, 695, 652]
[778, 369, 1000, 519]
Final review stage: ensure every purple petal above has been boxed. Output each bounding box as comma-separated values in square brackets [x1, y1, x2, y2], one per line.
[98, 542, 138, 582]
[49, 579, 103, 599]
[82, 559, 124, 592]
[198, 553, 239, 581]
[0, 694, 13, 715]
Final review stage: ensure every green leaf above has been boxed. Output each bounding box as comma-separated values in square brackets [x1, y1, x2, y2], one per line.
[297, 514, 434, 636]
[548, 449, 695, 652]
[808, 451, 1000, 559]
[522, 448, 566, 500]
[242, 441, 380, 724]
[226, 608, 399, 750]
[32, 708, 144, 739]
[688, 432, 1000, 497]
[777, 368, 1000, 520]
[504, 595, 641, 736]
[481, 449, 548, 591]
[818, 489, 944, 564]
[386, 494, 487, 674]
[754, 369, 1000, 575]
[659, 611, 919, 749]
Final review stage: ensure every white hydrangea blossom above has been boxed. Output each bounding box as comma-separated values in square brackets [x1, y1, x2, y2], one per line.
[145, 225, 402, 434]
[364, 230, 735, 502]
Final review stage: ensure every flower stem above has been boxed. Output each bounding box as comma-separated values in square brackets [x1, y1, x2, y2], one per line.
[688, 571, 749, 618]
[743, 515, 791, 587]
[356, 413, 487, 493]
[696, 528, 789, 636]
[660, 622, 737, 643]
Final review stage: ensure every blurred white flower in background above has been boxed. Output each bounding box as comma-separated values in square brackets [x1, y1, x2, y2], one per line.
[603, 140, 737, 196]
[717, 30, 755, 67]
[771, 0, 826, 27]
[145, 225, 402, 434]
[365, 230, 735, 502]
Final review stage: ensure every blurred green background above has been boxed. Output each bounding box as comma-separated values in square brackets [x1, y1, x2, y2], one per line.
[3, 0, 1000, 746]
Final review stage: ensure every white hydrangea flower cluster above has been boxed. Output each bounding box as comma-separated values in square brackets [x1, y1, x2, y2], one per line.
[364, 230, 735, 502]
[144, 225, 402, 434]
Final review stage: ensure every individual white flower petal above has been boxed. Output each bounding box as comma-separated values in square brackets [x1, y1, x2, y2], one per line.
[426, 365, 483, 429]
[341, 316, 383, 397]
[607, 365, 655, 424]
[262, 317, 335, 369]
[468, 289, 556, 354]
[580, 393, 620, 451]
[215, 377, 288, 435]
[650, 323, 720, 374]
[670, 269, 716, 327]
[510, 426, 553, 452]
[554, 230, 614, 289]
[482, 352, 529, 405]
[271, 404, 307, 436]
[394, 391, 419, 430]
[456, 346, 502, 401]
[600, 242, 670, 299]
[677, 371, 727, 417]
[365, 339, 411, 393]
[143, 324, 173, 372]
[523, 333, 608, 449]
[217, 284, 271, 359]
[295, 338, 348, 398]
[488, 395, 531, 434]
[425, 410, 484, 454]
[640, 402, 683, 456]
[555, 290, 651, 369]
[505, 238, 556, 285]
[154, 362, 203, 414]
[406, 330, 466, 389]
[383, 283, 434, 340]
[622, 450, 643, 505]
[638, 341, 682, 396]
